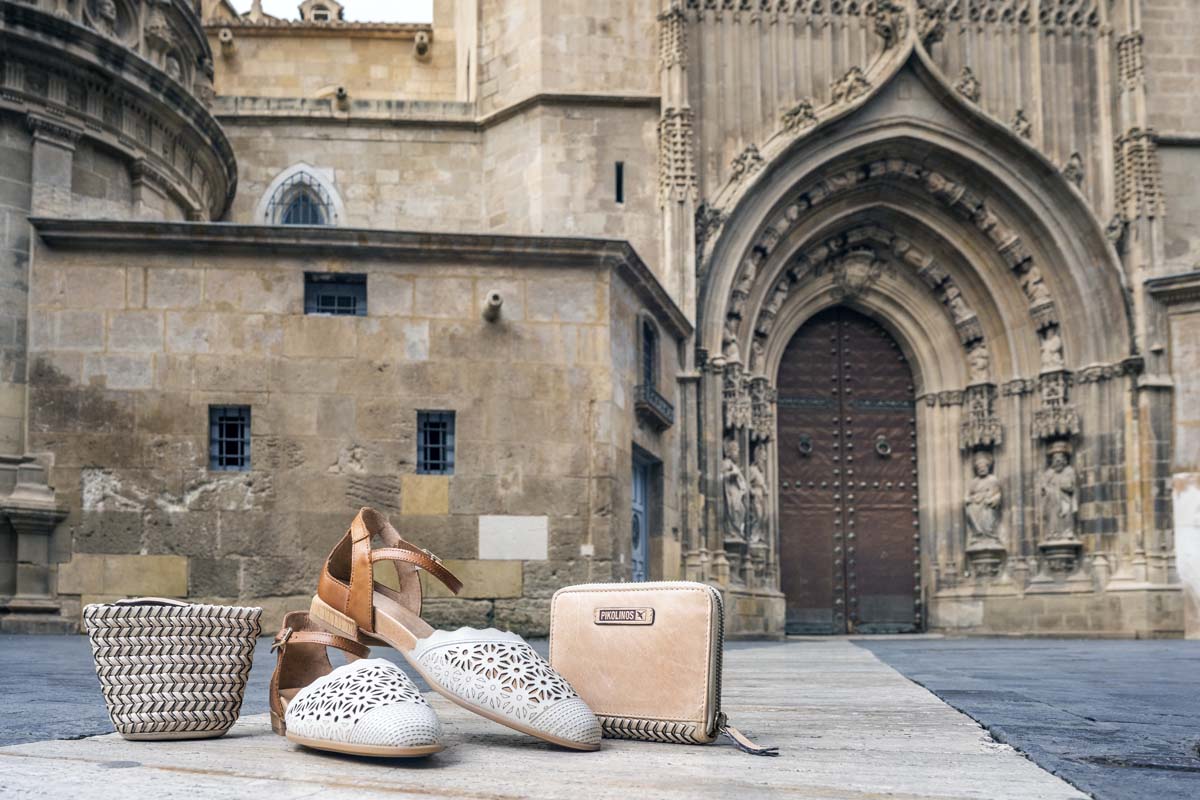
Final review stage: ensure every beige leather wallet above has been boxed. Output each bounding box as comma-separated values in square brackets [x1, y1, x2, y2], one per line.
[549, 581, 777, 755]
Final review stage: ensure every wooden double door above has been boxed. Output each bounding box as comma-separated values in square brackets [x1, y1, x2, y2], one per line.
[777, 307, 921, 634]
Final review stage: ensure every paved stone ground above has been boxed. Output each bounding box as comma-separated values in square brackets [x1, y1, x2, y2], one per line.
[862, 639, 1200, 800]
[0, 637, 1082, 799]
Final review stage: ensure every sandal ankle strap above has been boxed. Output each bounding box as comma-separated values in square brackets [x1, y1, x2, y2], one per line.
[273, 625, 370, 660]
[370, 547, 463, 595]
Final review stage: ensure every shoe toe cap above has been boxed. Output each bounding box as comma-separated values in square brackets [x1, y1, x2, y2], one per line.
[533, 696, 602, 747]
[349, 701, 443, 749]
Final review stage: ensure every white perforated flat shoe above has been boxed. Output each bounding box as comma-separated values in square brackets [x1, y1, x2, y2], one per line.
[284, 658, 443, 757]
[310, 508, 601, 751]
[269, 613, 442, 758]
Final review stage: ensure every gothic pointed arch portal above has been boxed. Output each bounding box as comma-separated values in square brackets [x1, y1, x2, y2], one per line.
[777, 306, 920, 635]
[693, 62, 1143, 637]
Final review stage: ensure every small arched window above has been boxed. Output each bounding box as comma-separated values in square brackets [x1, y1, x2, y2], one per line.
[267, 172, 334, 226]
[641, 320, 658, 388]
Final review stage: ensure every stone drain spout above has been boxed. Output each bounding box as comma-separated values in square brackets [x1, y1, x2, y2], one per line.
[482, 291, 503, 322]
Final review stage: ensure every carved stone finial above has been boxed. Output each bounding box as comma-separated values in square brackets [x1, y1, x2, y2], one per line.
[831, 67, 871, 105]
[1012, 108, 1033, 139]
[954, 67, 981, 103]
[1062, 152, 1085, 188]
[780, 99, 817, 132]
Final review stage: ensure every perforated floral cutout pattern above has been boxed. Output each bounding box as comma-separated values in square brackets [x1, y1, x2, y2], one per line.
[285, 659, 440, 747]
[415, 632, 582, 719]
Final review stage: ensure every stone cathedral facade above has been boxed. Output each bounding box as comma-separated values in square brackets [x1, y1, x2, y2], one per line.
[0, 0, 1196, 638]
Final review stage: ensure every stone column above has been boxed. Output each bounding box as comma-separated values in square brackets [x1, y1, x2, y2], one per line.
[0, 460, 70, 633]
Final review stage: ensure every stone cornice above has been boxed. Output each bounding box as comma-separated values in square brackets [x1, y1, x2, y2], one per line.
[213, 92, 661, 129]
[1146, 271, 1200, 305]
[204, 19, 432, 39]
[29, 218, 693, 340]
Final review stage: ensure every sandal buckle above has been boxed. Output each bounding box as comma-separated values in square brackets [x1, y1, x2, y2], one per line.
[271, 627, 293, 653]
[419, 547, 443, 566]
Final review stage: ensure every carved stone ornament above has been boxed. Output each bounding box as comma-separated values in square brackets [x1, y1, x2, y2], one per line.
[1033, 369, 1080, 441]
[1012, 108, 1033, 139]
[960, 383, 1002, 451]
[873, 0, 909, 48]
[1040, 326, 1066, 372]
[730, 144, 765, 181]
[954, 66, 981, 103]
[916, 0, 948, 46]
[657, 4, 687, 69]
[723, 362, 752, 432]
[694, 201, 724, 263]
[749, 376, 775, 444]
[1062, 152, 1085, 188]
[658, 107, 697, 205]
[831, 67, 871, 105]
[780, 99, 817, 132]
[831, 252, 885, 300]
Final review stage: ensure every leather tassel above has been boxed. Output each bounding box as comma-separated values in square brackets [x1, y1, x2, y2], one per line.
[720, 722, 779, 756]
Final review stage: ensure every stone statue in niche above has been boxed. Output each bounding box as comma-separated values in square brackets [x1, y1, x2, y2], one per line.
[967, 342, 990, 384]
[1040, 326, 1065, 371]
[965, 451, 1003, 546]
[1019, 265, 1052, 306]
[165, 53, 183, 82]
[747, 445, 769, 546]
[1038, 442, 1078, 541]
[93, 0, 119, 37]
[764, 279, 790, 316]
[722, 438, 748, 543]
[943, 284, 972, 324]
[722, 316, 741, 363]
[750, 338, 765, 375]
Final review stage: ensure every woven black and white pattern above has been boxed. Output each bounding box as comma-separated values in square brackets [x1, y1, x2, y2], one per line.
[83, 599, 261, 740]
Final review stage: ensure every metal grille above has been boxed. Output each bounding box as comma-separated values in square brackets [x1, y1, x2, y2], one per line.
[267, 172, 333, 226]
[304, 273, 366, 316]
[209, 405, 251, 471]
[417, 411, 455, 475]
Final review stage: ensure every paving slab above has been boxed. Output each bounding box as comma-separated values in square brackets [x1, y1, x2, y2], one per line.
[861, 638, 1200, 800]
[0, 640, 1083, 799]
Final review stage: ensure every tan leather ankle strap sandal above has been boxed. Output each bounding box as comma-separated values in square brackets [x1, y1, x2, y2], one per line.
[269, 610, 443, 757]
[311, 507, 601, 751]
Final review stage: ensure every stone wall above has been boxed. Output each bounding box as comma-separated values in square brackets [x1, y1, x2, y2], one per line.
[205, 26, 457, 102]
[29, 225, 684, 634]
[1142, 0, 1200, 134]
[222, 120, 483, 230]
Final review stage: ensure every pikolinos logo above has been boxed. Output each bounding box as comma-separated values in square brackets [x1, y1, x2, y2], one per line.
[593, 607, 655, 625]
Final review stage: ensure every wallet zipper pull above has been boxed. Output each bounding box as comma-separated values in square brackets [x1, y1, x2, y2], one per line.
[718, 714, 779, 757]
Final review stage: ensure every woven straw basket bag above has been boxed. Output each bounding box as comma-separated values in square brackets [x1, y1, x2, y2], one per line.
[83, 598, 262, 741]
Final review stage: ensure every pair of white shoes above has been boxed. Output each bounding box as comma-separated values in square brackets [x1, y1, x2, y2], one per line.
[281, 627, 601, 757]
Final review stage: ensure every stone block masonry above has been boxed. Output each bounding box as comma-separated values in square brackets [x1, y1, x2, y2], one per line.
[28, 222, 690, 636]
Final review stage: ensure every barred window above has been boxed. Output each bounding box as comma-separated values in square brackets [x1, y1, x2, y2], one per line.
[305, 272, 366, 316]
[417, 411, 455, 475]
[268, 172, 333, 226]
[209, 405, 251, 471]
[641, 320, 658, 388]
